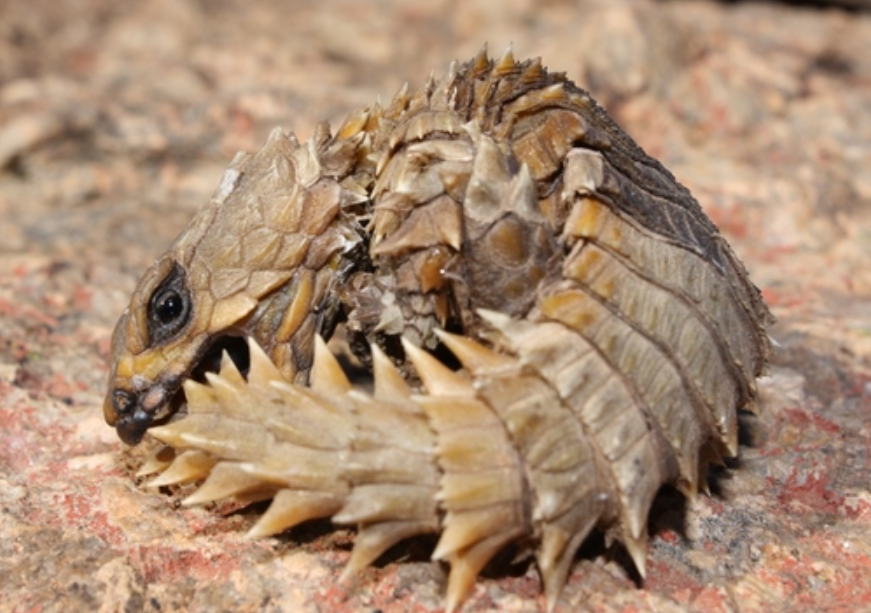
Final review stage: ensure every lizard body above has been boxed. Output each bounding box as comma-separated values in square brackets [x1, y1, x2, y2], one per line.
[104, 49, 772, 610]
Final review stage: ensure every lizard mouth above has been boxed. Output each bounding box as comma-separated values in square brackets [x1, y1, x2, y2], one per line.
[114, 335, 251, 446]
[172, 334, 252, 415]
[189, 334, 251, 386]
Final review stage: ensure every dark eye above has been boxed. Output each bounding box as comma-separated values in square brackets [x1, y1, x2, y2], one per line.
[148, 264, 192, 344]
[154, 289, 184, 324]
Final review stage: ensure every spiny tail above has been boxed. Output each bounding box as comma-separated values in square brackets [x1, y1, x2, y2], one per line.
[140, 315, 712, 611]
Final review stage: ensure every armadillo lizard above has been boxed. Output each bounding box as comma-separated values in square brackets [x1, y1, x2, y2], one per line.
[104, 48, 772, 611]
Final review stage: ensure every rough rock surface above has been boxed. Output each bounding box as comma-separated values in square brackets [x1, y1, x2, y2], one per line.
[1, 1, 869, 612]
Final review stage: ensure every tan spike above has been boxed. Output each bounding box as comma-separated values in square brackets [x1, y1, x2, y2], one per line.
[677, 442, 713, 501]
[148, 423, 192, 449]
[669, 441, 703, 503]
[311, 121, 332, 147]
[696, 477, 711, 498]
[136, 446, 176, 477]
[725, 421, 740, 457]
[370, 199, 460, 257]
[474, 309, 525, 356]
[434, 329, 515, 376]
[370, 193, 409, 244]
[270, 377, 355, 423]
[425, 69, 437, 98]
[374, 149, 391, 181]
[622, 530, 649, 579]
[297, 135, 323, 186]
[521, 56, 544, 84]
[152, 414, 273, 463]
[389, 81, 410, 114]
[146, 450, 217, 487]
[676, 472, 700, 502]
[401, 337, 474, 397]
[472, 43, 490, 74]
[247, 337, 286, 388]
[444, 531, 519, 613]
[246, 490, 344, 539]
[443, 62, 459, 108]
[341, 520, 439, 582]
[446, 60, 458, 84]
[541, 82, 566, 102]
[182, 379, 217, 414]
[182, 461, 273, 506]
[476, 308, 515, 337]
[694, 444, 726, 498]
[433, 506, 518, 560]
[372, 343, 411, 400]
[219, 350, 246, 385]
[205, 370, 245, 413]
[266, 126, 286, 146]
[538, 517, 597, 612]
[336, 106, 370, 140]
[624, 487, 652, 544]
[367, 99, 384, 129]
[310, 335, 351, 395]
[494, 44, 516, 76]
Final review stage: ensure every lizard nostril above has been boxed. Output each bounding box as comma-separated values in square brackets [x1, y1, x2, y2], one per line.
[113, 389, 136, 415]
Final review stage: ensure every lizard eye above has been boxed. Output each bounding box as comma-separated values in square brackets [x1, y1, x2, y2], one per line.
[154, 289, 184, 324]
[148, 264, 191, 344]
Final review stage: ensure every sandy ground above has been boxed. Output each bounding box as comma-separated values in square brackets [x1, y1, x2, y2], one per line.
[1, 1, 870, 612]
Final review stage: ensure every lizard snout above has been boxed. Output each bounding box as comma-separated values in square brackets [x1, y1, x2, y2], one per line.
[106, 388, 155, 446]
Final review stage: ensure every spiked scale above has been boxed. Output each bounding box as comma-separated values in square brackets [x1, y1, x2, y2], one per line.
[108, 47, 772, 612]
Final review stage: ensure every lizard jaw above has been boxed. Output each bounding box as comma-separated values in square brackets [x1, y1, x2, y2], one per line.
[110, 334, 251, 445]
[111, 381, 178, 445]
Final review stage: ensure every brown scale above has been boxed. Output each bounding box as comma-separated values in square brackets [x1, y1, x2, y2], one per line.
[105, 47, 773, 612]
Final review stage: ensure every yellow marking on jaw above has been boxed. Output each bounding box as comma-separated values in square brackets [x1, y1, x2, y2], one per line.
[122, 343, 192, 383]
[115, 355, 136, 380]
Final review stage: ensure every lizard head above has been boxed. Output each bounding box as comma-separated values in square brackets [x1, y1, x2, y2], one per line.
[104, 126, 364, 445]
[104, 255, 225, 445]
